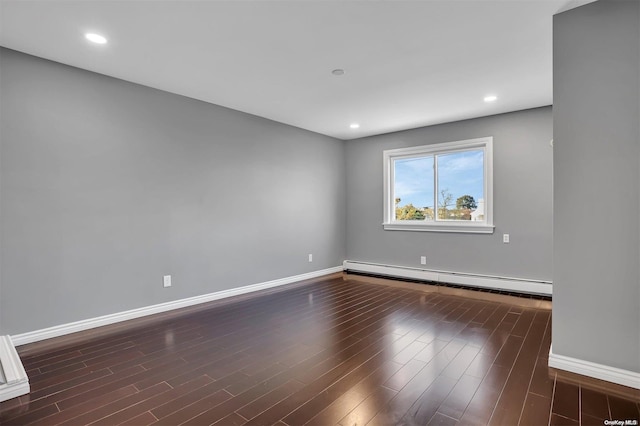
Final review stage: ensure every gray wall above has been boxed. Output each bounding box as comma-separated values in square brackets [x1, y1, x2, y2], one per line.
[0, 48, 346, 336]
[553, 0, 640, 372]
[345, 107, 553, 281]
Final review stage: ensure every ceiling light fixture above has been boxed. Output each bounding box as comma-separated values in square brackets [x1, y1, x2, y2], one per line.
[350, 123, 360, 129]
[332, 69, 345, 76]
[484, 95, 498, 103]
[85, 33, 107, 44]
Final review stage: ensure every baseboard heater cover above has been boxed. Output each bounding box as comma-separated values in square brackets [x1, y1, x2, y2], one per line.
[343, 260, 552, 296]
[0, 335, 30, 402]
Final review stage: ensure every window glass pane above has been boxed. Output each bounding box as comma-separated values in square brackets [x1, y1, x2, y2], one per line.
[436, 150, 484, 221]
[393, 156, 435, 221]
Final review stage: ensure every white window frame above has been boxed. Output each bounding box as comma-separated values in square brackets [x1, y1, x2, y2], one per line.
[383, 136, 494, 233]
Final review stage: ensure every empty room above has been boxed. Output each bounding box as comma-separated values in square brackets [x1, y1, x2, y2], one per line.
[0, 0, 639, 425]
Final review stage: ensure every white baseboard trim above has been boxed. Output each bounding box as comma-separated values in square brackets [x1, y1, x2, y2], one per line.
[0, 336, 30, 402]
[549, 345, 640, 390]
[11, 266, 343, 347]
[343, 260, 552, 296]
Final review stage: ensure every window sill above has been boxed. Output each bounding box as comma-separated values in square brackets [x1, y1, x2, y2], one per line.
[382, 222, 495, 234]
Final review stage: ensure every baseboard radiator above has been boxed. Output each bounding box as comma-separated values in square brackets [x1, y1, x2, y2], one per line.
[343, 260, 552, 296]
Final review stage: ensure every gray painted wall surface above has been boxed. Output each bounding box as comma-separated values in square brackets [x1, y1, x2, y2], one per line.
[553, 0, 640, 372]
[345, 107, 553, 281]
[0, 48, 346, 335]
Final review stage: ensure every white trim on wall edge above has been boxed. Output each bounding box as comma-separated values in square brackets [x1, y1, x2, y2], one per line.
[11, 266, 343, 347]
[343, 260, 552, 296]
[0, 336, 30, 402]
[548, 345, 640, 390]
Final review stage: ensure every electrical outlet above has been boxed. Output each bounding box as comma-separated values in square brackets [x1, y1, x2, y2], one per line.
[163, 275, 172, 288]
[503, 234, 510, 244]
[308, 254, 313, 262]
[420, 256, 427, 265]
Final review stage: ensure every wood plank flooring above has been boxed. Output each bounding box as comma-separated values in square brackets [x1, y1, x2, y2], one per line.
[1, 274, 638, 425]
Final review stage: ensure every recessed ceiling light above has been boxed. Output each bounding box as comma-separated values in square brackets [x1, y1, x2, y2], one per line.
[350, 123, 360, 129]
[484, 95, 498, 103]
[332, 69, 345, 76]
[85, 33, 107, 44]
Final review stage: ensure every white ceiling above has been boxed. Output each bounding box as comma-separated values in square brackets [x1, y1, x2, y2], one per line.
[0, 0, 596, 140]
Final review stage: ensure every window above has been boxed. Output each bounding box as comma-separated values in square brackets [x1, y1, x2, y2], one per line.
[383, 137, 494, 233]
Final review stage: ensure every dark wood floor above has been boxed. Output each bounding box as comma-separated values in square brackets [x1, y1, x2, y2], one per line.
[1, 274, 638, 425]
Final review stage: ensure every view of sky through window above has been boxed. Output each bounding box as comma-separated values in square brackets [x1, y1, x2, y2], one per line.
[394, 150, 484, 214]
[394, 156, 434, 209]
